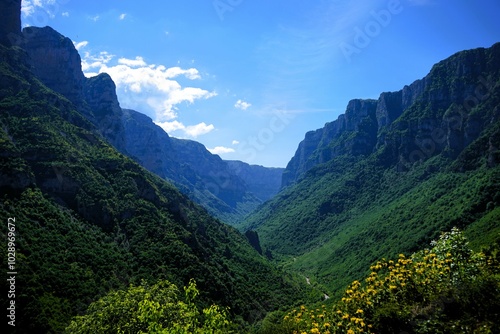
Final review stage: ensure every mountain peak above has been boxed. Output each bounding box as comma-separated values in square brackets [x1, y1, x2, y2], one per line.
[22, 25, 86, 105]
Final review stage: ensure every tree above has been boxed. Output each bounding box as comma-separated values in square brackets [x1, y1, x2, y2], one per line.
[65, 279, 234, 333]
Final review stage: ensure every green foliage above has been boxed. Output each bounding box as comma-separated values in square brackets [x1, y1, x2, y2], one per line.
[0, 44, 313, 332]
[65, 279, 235, 334]
[275, 229, 500, 333]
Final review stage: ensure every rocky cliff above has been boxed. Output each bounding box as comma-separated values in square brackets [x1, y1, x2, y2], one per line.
[21, 25, 127, 151]
[17, 24, 264, 225]
[23, 26, 86, 106]
[121, 109, 262, 225]
[282, 99, 378, 187]
[282, 43, 500, 187]
[225, 160, 284, 202]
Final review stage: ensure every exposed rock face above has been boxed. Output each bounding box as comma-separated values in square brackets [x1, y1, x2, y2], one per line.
[17, 22, 264, 225]
[121, 109, 262, 224]
[21, 26, 127, 151]
[282, 43, 500, 187]
[23, 26, 86, 105]
[282, 99, 378, 187]
[84, 73, 126, 151]
[225, 160, 284, 202]
[0, 0, 22, 46]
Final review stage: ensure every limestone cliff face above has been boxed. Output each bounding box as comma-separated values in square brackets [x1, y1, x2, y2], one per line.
[282, 43, 500, 187]
[0, 0, 22, 46]
[18, 23, 263, 225]
[224, 161, 284, 202]
[121, 109, 262, 224]
[23, 26, 86, 106]
[84, 73, 126, 151]
[282, 99, 378, 187]
[22, 26, 127, 151]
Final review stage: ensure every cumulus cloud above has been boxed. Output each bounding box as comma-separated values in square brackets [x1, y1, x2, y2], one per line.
[154, 121, 215, 138]
[118, 56, 147, 67]
[21, 0, 58, 18]
[79, 43, 217, 138]
[232, 140, 240, 145]
[185, 123, 215, 138]
[119, 13, 127, 20]
[73, 41, 88, 51]
[235, 99, 251, 110]
[21, 1, 35, 16]
[208, 146, 236, 155]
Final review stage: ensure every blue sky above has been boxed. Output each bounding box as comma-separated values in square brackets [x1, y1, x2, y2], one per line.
[21, 0, 500, 167]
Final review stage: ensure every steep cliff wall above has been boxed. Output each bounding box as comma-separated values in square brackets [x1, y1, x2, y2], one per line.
[225, 160, 284, 202]
[282, 99, 378, 187]
[282, 43, 500, 187]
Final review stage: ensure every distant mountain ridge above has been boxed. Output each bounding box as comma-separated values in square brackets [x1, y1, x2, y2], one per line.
[281, 44, 499, 187]
[245, 42, 500, 296]
[17, 25, 280, 225]
[0, 6, 311, 332]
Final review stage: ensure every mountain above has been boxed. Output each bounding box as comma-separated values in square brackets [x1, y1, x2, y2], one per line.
[225, 160, 284, 202]
[245, 42, 500, 296]
[0, 9, 313, 333]
[16, 24, 279, 226]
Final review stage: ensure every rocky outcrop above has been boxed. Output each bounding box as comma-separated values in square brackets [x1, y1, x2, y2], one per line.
[23, 26, 86, 106]
[21, 26, 128, 151]
[18, 22, 264, 225]
[282, 43, 500, 187]
[282, 99, 378, 187]
[0, 0, 21, 46]
[122, 109, 262, 224]
[225, 160, 284, 202]
[84, 74, 126, 151]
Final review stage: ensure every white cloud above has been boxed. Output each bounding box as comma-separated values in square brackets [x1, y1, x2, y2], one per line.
[118, 56, 147, 67]
[81, 50, 114, 73]
[21, 0, 61, 18]
[90, 15, 100, 22]
[119, 13, 127, 20]
[154, 120, 186, 133]
[208, 146, 235, 155]
[235, 99, 251, 110]
[185, 123, 215, 138]
[21, 0, 35, 16]
[79, 43, 217, 137]
[164, 67, 201, 80]
[154, 121, 215, 138]
[62, 12, 69, 17]
[232, 140, 239, 145]
[73, 41, 88, 51]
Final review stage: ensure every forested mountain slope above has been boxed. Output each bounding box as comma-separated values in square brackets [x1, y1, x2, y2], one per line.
[0, 31, 311, 334]
[18, 25, 276, 226]
[245, 42, 500, 296]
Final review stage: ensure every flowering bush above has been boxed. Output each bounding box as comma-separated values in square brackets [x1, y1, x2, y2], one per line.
[282, 228, 500, 333]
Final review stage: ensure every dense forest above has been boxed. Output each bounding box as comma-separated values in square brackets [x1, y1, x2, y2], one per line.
[1, 1, 499, 333]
